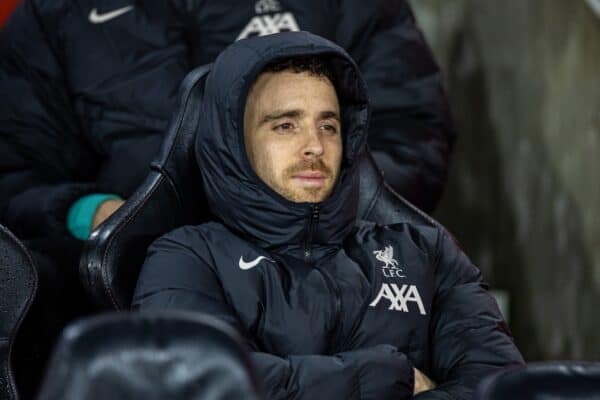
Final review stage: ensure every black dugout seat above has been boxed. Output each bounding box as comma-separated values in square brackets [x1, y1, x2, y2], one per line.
[475, 362, 600, 399]
[0, 224, 39, 400]
[79, 63, 440, 311]
[36, 312, 263, 400]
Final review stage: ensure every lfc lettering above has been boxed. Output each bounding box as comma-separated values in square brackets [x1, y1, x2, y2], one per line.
[382, 267, 406, 278]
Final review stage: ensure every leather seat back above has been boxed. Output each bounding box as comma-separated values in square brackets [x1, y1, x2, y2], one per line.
[37, 312, 263, 400]
[476, 362, 600, 399]
[357, 150, 439, 227]
[80, 65, 213, 310]
[0, 224, 39, 400]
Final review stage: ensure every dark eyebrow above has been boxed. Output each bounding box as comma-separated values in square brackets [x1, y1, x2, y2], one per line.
[319, 111, 340, 122]
[257, 109, 340, 127]
[258, 109, 304, 126]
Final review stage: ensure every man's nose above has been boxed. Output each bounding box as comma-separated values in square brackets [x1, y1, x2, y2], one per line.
[301, 127, 324, 159]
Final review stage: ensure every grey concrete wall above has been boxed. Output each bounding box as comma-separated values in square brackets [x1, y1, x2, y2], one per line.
[409, 0, 600, 360]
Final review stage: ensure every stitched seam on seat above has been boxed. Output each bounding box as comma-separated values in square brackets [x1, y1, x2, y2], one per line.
[158, 166, 182, 212]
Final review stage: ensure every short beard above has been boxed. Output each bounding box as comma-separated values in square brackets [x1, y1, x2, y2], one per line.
[275, 159, 338, 203]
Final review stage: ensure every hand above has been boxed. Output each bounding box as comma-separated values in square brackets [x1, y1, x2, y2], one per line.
[414, 367, 436, 395]
[92, 199, 125, 230]
[338, 345, 415, 399]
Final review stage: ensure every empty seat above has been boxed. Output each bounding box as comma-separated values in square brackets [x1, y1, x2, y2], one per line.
[475, 362, 600, 399]
[37, 311, 263, 400]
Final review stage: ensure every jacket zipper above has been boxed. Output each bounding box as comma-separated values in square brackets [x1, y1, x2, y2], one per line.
[318, 266, 343, 353]
[304, 205, 320, 262]
[303, 204, 343, 352]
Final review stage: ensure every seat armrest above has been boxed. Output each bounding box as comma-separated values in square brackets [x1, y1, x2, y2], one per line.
[79, 172, 181, 310]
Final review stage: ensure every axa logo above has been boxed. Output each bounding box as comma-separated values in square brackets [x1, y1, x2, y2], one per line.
[370, 283, 427, 315]
[373, 245, 406, 278]
[237, 0, 300, 40]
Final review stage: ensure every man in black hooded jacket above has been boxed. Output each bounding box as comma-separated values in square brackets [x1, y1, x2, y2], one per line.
[1, 2, 456, 394]
[133, 32, 523, 399]
[0, 0, 454, 253]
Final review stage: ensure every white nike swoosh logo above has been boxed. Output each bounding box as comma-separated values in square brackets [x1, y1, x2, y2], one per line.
[239, 255, 272, 270]
[89, 6, 134, 24]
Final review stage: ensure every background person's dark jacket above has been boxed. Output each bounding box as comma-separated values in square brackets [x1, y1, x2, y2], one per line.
[133, 32, 523, 400]
[0, 0, 454, 245]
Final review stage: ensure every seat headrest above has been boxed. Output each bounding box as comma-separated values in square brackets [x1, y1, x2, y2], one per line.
[476, 362, 600, 399]
[37, 311, 262, 400]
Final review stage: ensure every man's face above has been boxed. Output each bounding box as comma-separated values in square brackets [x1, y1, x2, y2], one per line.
[244, 70, 342, 203]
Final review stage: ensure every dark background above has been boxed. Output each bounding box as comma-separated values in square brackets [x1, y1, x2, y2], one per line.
[410, 0, 600, 361]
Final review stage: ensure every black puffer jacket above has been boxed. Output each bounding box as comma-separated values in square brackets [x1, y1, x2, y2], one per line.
[133, 32, 523, 400]
[0, 0, 454, 245]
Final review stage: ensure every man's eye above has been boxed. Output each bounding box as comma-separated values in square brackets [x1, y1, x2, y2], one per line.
[320, 124, 338, 133]
[274, 122, 295, 132]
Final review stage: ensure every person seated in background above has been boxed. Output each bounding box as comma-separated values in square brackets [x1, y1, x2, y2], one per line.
[0, 1, 454, 392]
[0, 0, 453, 259]
[133, 32, 523, 399]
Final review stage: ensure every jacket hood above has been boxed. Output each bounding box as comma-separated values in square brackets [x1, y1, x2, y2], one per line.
[195, 31, 370, 250]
